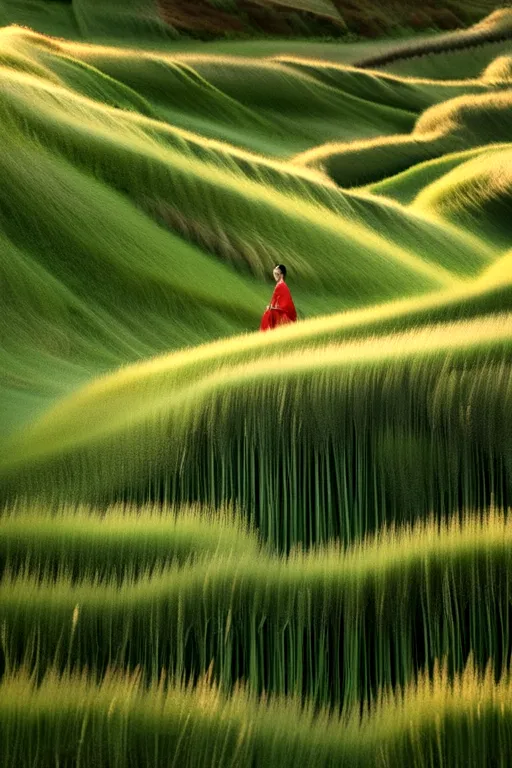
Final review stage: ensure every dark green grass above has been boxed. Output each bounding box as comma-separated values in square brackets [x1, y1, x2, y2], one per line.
[1, 662, 512, 768]
[0, 501, 258, 582]
[1, 510, 512, 709]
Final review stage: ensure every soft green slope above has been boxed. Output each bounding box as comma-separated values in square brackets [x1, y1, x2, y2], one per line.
[2, 312, 511, 551]
[379, 37, 512, 79]
[0, 0, 172, 41]
[412, 147, 512, 249]
[366, 143, 509, 202]
[366, 144, 512, 248]
[296, 90, 512, 185]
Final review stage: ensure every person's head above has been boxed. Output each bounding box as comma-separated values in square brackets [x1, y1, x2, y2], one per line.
[273, 264, 287, 282]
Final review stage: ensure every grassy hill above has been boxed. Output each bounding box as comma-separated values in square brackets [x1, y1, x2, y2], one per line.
[0, 0, 506, 41]
[0, 7, 511, 766]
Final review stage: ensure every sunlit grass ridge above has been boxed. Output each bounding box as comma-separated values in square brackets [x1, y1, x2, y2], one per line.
[2, 662, 512, 768]
[2, 313, 511, 550]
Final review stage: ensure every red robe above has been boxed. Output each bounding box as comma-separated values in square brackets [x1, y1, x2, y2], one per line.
[260, 280, 297, 331]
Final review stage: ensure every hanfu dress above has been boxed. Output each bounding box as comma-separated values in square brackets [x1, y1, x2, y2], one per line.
[260, 280, 297, 331]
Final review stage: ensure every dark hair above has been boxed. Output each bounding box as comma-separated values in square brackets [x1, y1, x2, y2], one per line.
[276, 264, 287, 279]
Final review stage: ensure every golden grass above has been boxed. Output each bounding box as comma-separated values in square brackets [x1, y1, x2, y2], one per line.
[414, 88, 512, 136]
[297, 89, 512, 176]
[1, 507, 511, 611]
[3, 501, 512, 579]
[480, 250, 512, 284]
[1, 658, 511, 742]
[482, 54, 512, 82]
[472, 7, 512, 33]
[412, 147, 512, 217]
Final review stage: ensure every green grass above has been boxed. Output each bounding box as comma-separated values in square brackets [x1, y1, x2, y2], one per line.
[2, 313, 511, 549]
[0, 501, 259, 581]
[2, 663, 512, 768]
[2, 507, 512, 708]
[1, 7, 512, 765]
[355, 9, 512, 72]
[0, 0, 173, 41]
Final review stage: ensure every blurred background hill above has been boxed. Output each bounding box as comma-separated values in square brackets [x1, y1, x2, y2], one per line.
[0, 0, 508, 42]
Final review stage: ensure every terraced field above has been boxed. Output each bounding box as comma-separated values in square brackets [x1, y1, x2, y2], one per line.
[0, 3, 511, 765]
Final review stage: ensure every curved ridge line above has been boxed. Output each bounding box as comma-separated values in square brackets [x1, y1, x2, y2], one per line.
[355, 28, 512, 70]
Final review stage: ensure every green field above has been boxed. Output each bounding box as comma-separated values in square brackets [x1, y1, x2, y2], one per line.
[0, 2, 511, 765]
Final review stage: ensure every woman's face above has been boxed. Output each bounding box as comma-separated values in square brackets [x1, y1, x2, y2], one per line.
[273, 266, 282, 282]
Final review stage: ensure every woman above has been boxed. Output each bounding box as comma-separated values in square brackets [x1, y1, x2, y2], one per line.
[260, 264, 297, 331]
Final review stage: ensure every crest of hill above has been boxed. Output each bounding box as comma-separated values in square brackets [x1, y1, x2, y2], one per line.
[365, 143, 512, 214]
[354, 8, 512, 69]
[482, 54, 512, 82]
[473, 7, 512, 32]
[296, 89, 512, 187]
[1, 310, 511, 534]
[411, 149, 512, 250]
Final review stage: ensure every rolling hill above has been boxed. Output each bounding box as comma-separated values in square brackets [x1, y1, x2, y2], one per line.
[0, 6, 511, 766]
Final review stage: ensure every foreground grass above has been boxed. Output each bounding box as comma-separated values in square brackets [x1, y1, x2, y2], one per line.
[2, 313, 510, 548]
[2, 505, 512, 707]
[1, 662, 512, 767]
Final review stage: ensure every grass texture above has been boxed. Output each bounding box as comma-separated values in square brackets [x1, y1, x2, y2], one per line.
[2, 313, 511, 549]
[0, 8, 511, 766]
[1, 15, 510, 437]
[0, 501, 258, 580]
[2, 505, 512, 710]
[2, 663, 512, 767]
